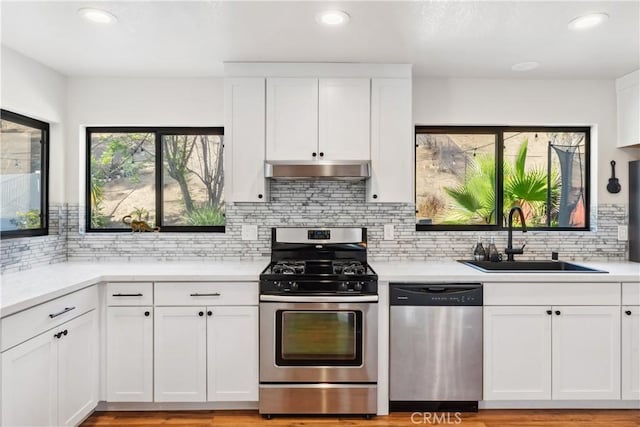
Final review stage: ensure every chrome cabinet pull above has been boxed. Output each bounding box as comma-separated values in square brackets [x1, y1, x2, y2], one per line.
[49, 306, 75, 318]
[112, 293, 143, 297]
[189, 293, 221, 297]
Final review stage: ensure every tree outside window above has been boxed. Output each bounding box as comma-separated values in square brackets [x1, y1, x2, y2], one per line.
[87, 128, 224, 232]
[415, 127, 589, 231]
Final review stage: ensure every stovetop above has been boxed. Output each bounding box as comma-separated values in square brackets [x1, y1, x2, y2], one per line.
[260, 227, 377, 295]
[263, 259, 375, 277]
[260, 260, 378, 295]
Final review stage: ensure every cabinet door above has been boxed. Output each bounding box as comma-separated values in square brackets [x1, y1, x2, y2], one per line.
[207, 306, 259, 402]
[107, 307, 153, 402]
[483, 306, 552, 400]
[552, 306, 621, 400]
[57, 310, 98, 427]
[266, 78, 318, 161]
[1, 330, 57, 427]
[225, 78, 267, 202]
[622, 306, 640, 400]
[154, 306, 207, 402]
[368, 78, 413, 203]
[318, 78, 370, 160]
[616, 71, 639, 147]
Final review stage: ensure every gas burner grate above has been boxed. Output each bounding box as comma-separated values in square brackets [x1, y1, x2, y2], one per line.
[333, 261, 366, 276]
[272, 261, 306, 275]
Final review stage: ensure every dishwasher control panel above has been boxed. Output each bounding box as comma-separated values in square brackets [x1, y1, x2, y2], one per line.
[390, 283, 483, 306]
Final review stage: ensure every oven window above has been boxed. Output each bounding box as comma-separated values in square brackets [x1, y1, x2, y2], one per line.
[276, 310, 363, 366]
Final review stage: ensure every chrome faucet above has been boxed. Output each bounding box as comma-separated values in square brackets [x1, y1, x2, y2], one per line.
[505, 206, 527, 262]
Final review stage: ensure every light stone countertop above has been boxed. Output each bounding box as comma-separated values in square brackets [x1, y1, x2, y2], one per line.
[0, 260, 269, 317]
[1, 259, 638, 318]
[371, 260, 640, 283]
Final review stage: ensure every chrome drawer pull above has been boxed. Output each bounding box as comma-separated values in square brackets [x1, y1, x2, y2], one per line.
[112, 293, 143, 297]
[190, 293, 221, 297]
[49, 306, 76, 318]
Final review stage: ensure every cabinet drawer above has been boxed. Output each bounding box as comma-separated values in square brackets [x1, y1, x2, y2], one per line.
[622, 282, 640, 305]
[484, 282, 620, 306]
[1, 286, 97, 352]
[106, 282, 153, 306]
[154, 282, 258, 306]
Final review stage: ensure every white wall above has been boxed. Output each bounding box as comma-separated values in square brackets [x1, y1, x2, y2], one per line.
[66, 77, 224, 203]
[1, 45, 67, 202]
[413, 77, 640, 206]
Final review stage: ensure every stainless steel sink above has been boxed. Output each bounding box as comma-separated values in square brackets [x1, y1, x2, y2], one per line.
[459, 260, 608, 273]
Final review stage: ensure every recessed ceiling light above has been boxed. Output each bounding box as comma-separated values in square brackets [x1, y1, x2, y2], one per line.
[511, 61, 540, 72]
[568, 12, 609, 31]
[316, 10, 350, 26]
[78, 7, 118, 24]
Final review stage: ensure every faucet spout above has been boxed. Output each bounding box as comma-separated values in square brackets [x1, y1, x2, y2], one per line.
[506, 206, 527, 262]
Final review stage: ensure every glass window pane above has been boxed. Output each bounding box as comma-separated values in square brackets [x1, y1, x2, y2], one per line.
[0, 117, 44, 231]
[89, 132, 156, 229]
[416, 132, 497, 225]
[503, 131, 587, 228]
[162, 134, 225, 226]
[281, 312, 356, 360]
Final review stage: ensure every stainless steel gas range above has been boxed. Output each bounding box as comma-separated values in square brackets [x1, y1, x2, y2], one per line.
[259, 227, 378, 418]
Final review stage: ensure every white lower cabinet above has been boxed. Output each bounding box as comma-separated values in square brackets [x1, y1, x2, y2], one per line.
[154, 305, 259, 403]
[552, 306, 620, 400]
[207, 306, 259, 401]
[484, 305, 621, 401]
[622, 306, 640, 400]
[1, 325, 57, 426]
[154, 306, 208, 402]
[483, 306, 552, 400]
[107, 307, 153, 402]
[1, 310, 98, 427]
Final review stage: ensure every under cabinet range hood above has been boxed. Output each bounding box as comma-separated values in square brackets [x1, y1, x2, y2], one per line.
[264, 160, 370, 180]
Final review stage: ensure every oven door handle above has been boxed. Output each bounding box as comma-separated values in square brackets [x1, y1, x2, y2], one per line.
[259, 295, 378, 303]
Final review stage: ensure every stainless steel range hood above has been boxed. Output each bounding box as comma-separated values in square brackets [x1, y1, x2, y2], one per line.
[265, 160, 370, 180]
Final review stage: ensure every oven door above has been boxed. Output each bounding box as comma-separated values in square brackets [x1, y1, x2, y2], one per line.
[259, 296, 378, 383]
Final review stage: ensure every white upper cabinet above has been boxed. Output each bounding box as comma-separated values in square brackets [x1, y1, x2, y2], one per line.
[266, 77, 372, 162]
[318, 78, 370, 160]
[225, 78, 267, 202]
[266, 78, 319, 161]
[368, 78, 413, 203]
[617, 70, 640, 147]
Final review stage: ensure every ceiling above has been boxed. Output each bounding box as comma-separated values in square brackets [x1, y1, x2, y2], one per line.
[1, 1, 638, 79]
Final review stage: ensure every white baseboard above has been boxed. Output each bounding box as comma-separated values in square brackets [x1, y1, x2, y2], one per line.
[95, 401, 259, 411]
[480, 400, 640, 409]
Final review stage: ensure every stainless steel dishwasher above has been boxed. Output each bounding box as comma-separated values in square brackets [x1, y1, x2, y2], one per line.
[389, 283, 483, 412]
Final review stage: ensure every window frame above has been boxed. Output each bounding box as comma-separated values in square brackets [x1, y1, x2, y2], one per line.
[415, 125, 591, 232]
[0, 109, 49, 239]
[85, 126, 225, 233]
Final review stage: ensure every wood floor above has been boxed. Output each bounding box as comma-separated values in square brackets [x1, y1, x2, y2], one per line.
[82, 409, 640, 427]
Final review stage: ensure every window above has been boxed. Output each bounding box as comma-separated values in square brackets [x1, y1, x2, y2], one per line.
[0, 110, 49, 238]
[416, 126, 589, 231]
[87, 127, 224, 232]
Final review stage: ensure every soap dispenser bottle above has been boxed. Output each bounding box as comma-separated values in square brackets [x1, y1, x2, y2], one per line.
[487, 236, 500, 262]
[473, 237, 486, 261]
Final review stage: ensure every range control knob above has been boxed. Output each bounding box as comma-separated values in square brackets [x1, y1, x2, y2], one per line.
[354, 282, 363, 291]
[274, 281, 282, 290]
[290, 282, 299, 291]
[338, 282, 348, 292]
